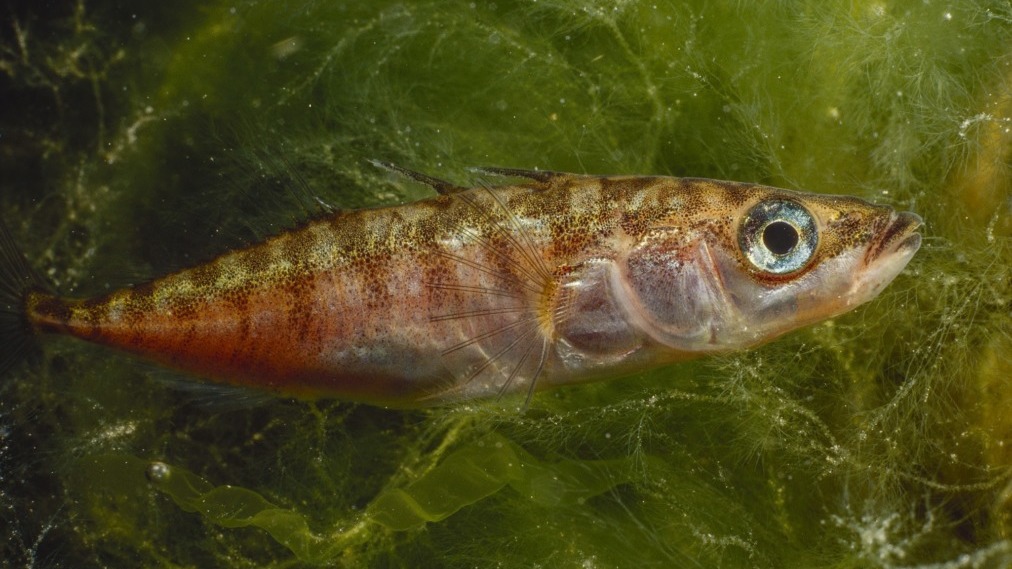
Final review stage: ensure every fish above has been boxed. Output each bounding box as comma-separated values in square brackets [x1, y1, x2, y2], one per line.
[0, 166, 923, 408]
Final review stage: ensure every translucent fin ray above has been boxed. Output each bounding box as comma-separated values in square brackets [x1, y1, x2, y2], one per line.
[0, 217, 48, 376]
[426, 185, 555, 404]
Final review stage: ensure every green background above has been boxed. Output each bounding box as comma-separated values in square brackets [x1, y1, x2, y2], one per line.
[0, 0, 1009, 566]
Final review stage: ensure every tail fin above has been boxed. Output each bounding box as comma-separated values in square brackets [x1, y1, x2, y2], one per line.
[0, 217, 48, 375]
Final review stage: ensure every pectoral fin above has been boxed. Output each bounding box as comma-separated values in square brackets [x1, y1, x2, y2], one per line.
[422, 188, 558, 407]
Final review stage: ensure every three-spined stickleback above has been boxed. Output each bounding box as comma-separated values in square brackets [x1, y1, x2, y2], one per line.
[0, 167, 922, 407]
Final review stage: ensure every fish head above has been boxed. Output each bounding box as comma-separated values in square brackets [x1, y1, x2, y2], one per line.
[620, 181, 923, 353]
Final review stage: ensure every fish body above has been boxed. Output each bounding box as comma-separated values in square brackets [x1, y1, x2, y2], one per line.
[1, 169, 922, 407]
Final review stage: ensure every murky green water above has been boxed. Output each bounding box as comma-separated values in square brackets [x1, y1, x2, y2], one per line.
[1, 1, 1009, 567]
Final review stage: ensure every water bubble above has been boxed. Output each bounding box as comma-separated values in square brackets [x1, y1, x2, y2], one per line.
[146, 462, 171, 483]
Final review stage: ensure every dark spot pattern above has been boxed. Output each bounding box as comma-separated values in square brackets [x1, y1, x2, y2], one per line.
[21, 171, 903, 404]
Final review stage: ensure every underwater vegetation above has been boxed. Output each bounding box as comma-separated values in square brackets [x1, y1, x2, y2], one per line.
[0, 0, 1009, 567]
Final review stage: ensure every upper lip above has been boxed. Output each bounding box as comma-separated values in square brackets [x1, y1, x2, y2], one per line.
[868, 211, 923, 261]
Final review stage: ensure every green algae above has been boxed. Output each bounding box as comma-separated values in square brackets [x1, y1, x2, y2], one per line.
[138, 431, 647, 563]
[1, 0, 1010, 567]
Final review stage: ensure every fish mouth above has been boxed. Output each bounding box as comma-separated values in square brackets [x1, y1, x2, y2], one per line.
[867, 210, 923, 263]
[847, 209, 922, 306]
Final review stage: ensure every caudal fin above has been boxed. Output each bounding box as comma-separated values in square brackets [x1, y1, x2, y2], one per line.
[0, 218, 48, 375]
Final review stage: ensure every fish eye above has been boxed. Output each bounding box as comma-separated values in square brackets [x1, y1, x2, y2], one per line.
[739, 199, 818, 275]
[762, 221, 799, 255]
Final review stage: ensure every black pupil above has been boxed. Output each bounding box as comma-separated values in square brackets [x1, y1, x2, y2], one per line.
[762, 221, 799, 255]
